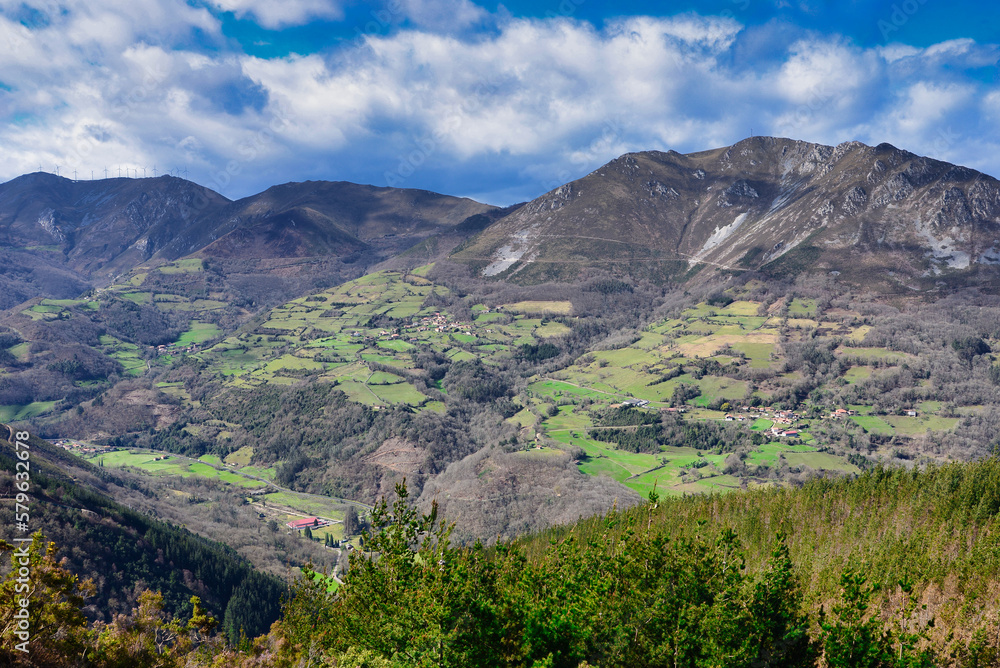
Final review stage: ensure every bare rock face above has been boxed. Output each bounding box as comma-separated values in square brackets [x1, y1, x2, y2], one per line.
[453, 136, 1000, 290]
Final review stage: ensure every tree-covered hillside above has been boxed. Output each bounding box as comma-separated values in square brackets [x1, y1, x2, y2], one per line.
[11, 458, 1000, 666]
[0, 429, 285, 645]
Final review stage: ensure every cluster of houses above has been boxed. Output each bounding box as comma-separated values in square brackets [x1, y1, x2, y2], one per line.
[417, 311, 479, 337]
[350, 311, 486, 344]
[153, 342, 200, 355]
[55, 439, 112, 454]
[720, 406, 805, 438]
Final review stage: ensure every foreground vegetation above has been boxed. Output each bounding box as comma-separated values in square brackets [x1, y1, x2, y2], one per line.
[7, 459, 1000, 667]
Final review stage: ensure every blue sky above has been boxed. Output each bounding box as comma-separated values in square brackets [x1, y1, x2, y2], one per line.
[0, 0, 997, 205]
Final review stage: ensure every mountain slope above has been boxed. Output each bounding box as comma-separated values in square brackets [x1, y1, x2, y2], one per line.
[0, 173, 230, 276]
[0, 426, 285, 635]
[0, 174, 497, 306]
[166, 180, 497, 262]
[453, 137, 1000, 289]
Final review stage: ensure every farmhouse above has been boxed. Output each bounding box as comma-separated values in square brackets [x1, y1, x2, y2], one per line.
[622, 398, 649, 407]
[287, 517, 320, 530]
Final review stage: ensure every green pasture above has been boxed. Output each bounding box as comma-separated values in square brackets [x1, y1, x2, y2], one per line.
[746, 442, 817, 467]
[0, 401, 59, 422]
[158, 258, 204, 274]
[843, 367, 873, 383]
[121, 291, 153, 304]
[883, 415, 959, 435]
[84, 450, 266, 488]
[176, 321, 222, 346]
[850, 415, 895, 435]
[260, 491, 349, 520]
[787, 298, 817, 316]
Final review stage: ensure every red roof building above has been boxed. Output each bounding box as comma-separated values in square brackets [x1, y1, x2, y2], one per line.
[287, 517, 320, 530]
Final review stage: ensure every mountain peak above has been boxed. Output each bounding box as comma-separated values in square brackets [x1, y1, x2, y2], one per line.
[452, 136, 1000, 291]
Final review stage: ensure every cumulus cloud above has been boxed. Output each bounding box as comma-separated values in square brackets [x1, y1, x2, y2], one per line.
[395, 0, 488, 32]
[1, 2, 999, 203]
[208, 0, 344, 29]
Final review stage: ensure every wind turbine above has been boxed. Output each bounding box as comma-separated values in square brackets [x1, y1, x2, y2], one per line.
[73, 169, 77, 181]
[117, 166, 122, 178]
[91, 170, 94, 180]
[152, 165, 157, 177]
[104, 167, 109, 179]
[55, 165, 60, 176]
[142, 166, 147, 178]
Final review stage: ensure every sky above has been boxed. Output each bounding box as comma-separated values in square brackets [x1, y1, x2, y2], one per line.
[0, 0, 997, 205]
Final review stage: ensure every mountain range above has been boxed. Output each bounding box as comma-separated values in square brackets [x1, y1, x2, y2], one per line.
[4, 136, 1000, 303]
[0, 172, 496, 309]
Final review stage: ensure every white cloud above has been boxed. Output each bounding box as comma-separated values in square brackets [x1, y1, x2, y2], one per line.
[1, 2, 999, 202]
[395, 0, 488, 32]
[208, 0, 343, 28]
[892, 82, 973, 135]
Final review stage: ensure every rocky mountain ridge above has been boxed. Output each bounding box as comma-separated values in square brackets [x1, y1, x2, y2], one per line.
[453, 137, 1000, 290]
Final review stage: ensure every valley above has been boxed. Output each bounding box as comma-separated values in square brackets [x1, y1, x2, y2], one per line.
[14, 255, 994, 528]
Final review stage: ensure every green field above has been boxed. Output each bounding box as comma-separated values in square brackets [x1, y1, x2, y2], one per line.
[0, 401, 59, 421]
[85, 450, 266, 488]
[850, 415, 895, 435]
[260, 491, 351, 520]
[177, 321, 222, 346]
[158, 258, 204, 274]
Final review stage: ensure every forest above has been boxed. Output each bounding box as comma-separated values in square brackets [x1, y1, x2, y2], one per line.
[7, 459, 1000, 667]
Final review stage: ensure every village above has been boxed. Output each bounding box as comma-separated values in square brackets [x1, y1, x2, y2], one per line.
[54, 438, 114, 455]
[615, 398, 883, 440]
[351, 308, 492, 344]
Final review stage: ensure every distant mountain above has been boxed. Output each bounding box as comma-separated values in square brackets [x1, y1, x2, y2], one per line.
[0, 174, 496, 307]
[452, 137, 1000, 290]
[0, 173, 228, 278]
[179, 180, 496, 263]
